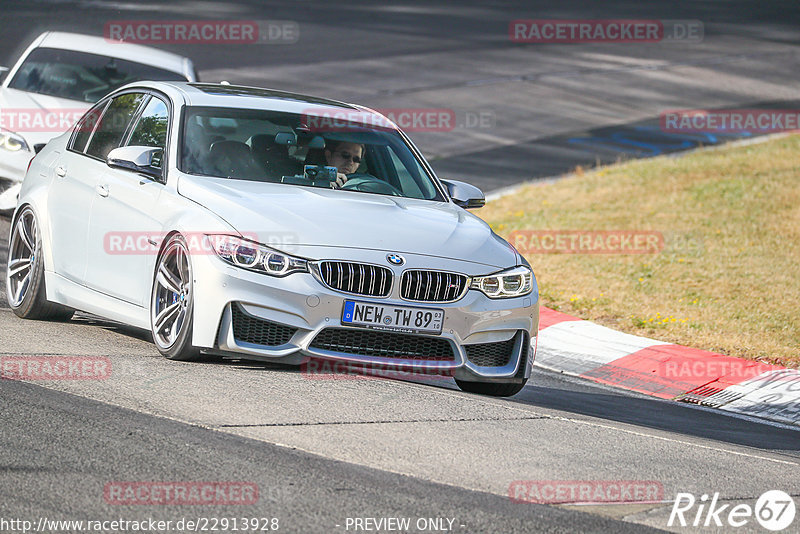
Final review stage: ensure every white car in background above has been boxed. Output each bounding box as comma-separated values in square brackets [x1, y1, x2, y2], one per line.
[0, 31, 197, 212]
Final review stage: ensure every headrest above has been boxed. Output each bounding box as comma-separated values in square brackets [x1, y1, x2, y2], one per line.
[210, 140, 252, 160]
[246, 134, 275, 154]
[209, 140, 260, 178]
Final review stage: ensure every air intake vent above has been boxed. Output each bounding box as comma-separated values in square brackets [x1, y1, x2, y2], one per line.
[465, 336, 516, 367]
[231, 303, 297, 347]
[310, 328, 455, 361]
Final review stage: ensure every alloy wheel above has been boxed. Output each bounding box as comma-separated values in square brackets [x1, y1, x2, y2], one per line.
[151, 238, 193, 349]
[7, 208, 38, 308]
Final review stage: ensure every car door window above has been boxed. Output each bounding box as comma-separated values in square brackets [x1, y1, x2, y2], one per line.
[85, 92, 145, 160]
[69, 100, 109, 153]
[126, 97, 169, 168]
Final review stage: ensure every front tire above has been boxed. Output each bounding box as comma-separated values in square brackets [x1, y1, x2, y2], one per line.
[6, 206, 73, 321]
[454, 379, 527, 397]
[150, 234, 200, 361]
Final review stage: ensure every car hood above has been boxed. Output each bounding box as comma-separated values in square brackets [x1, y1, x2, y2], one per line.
[0, 87, 91, 145]
[179, 176, 517, 269]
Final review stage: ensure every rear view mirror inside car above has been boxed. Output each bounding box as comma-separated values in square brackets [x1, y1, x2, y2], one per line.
[274, 132, 297, 145]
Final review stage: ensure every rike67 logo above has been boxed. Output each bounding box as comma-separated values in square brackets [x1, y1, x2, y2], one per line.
[669, 490, 796, 531]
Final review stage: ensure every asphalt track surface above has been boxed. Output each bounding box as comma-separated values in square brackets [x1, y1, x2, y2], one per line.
[2, 1, 800, 533]
[3, 1, 800, 190]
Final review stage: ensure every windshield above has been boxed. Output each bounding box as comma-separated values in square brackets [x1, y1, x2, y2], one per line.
[8, 47, 188, 103]
[180, 106, 443, 201]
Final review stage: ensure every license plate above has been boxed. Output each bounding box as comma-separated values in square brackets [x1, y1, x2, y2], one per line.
[341, 300, 444, 334]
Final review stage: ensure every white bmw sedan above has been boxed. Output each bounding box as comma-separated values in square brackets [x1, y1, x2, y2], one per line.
[6, 82, 539, 396]
[0, 31, 196, 211]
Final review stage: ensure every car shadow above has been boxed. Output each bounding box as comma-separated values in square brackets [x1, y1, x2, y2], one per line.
[215, 350, 800, 453]
[63, 313, 800, 453]
[218, 355, 800, 453]
[70, 312, 154, 343]
[507, 375, 800, 453]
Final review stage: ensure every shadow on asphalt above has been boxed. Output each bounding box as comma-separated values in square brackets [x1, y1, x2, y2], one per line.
[9, 303, 800, 455]
[69, 312, 154, 343]
[194, 345, 800, 454]
[508, 379, 800, 453]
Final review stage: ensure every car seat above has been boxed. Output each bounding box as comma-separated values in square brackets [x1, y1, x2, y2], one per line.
[246, 134, 301, 181]
[208, 140, 263, 180]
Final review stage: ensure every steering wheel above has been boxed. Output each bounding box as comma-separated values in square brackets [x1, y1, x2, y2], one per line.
[340, 173, 404, 196]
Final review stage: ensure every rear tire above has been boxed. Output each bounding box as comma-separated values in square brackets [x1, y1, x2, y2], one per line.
[454, 379, 527, 397]
[150, 234, 201, 361]
[6, 206, 74, 321]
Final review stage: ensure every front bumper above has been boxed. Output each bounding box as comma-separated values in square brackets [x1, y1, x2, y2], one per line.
[0, 181, 22, 211]
[0, 150, 30, 211]
[191, 251, 538, 383]
[0, 148, 31, 184]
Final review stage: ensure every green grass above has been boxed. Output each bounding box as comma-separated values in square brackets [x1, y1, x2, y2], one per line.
[478, 135, 800, 367]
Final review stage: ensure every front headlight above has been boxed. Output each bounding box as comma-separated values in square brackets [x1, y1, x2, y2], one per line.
[470, 265, 533, 299]
[0, 129, 30, 152]
[207, 235, 308, 277]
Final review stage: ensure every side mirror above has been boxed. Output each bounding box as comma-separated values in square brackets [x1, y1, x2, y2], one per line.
[107, 146, 163, 180]
[0, 66, 8, 83]
[441, 179, 485, 209]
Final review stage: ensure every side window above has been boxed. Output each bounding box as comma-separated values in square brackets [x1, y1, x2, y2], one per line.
[70, 101, 108, 153]
[126, 97, 169, 169]
[388, 147, 424, 198]
[85, 93, 145, 160]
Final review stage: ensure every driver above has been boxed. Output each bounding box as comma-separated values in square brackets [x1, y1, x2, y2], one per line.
[324, 141, 364, 189]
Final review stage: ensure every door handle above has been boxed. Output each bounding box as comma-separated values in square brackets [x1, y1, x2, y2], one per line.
[55, 165, 67, 178]
[96, 184, 109, 197]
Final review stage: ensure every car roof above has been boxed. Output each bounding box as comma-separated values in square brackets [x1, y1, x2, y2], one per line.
[35, 31, 191, 76]
[120, 81, 392, 119]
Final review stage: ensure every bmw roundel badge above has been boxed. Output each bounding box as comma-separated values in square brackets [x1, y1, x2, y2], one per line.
[387, 254, 405, 266]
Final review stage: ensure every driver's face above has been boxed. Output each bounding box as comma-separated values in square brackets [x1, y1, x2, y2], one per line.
[325, 142, 363, 175]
